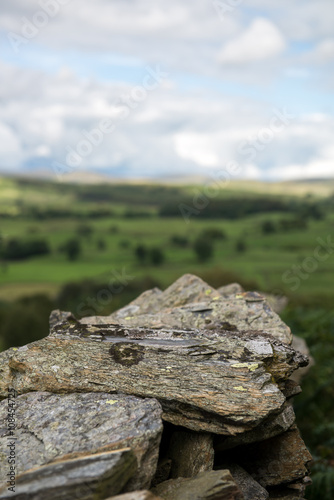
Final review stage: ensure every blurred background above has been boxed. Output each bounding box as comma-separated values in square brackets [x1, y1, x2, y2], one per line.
[0, 1, 334, 498]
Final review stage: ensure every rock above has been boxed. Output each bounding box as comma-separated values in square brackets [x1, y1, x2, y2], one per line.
[0, 449, 136, 500]
[152, 470, 243, 500]
[81, 275, 292, 345]
[167, 430, 214, 478]
[0, 274, 313, 499]
[108, 492, 163, 500]
[0, 319, 307, 435]
[230, 426, 312, 487]
[227, 464, 269, 500]
[281, 380, 302, 400]
[0, 392, 162, 490]
[290, 336, 314, 384]
[217, 283, 245, 297]
[151, 458, 173, 487]
[111, 275, 220, 318]
[259, 294, 288, 315]
[215, 403, 296, 451]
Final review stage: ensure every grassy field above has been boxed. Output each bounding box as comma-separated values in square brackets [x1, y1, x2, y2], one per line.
[0, 211, 333, 301]
[0, 175, 334, 499]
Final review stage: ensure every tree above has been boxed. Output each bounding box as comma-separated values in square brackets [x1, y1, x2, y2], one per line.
[235, 239, 247, 253]
[62, 238, 81, 261]
[150, 247, 165, 266]
[170, 235, 189, 247]
[77, 224, 94, 240]
[135, 244, 147, 264]
[201, 228, 227, 240]
[97, 239, 107, 251]
[193, 237, 213, 262]
[261, 220, 276, 234]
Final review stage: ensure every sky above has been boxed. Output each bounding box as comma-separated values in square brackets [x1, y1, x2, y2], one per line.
[0, 0, 333, 181]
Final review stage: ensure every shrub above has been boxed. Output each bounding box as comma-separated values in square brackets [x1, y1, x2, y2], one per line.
[61, 238, 81, 261]
[97, 239, 107, 251]
[261, 220, 277, 234]
[77, 224, 94, 239]
[0, 237, 50, 260]
[193, 237, 213, 262]
[150, 247, 165, 266]
[119, 240, 131, 249]
[200, 228, 227, 240]
[235, 239, 247, 253]
[135, 244, 147, 263]
[170, 235, 189, 247]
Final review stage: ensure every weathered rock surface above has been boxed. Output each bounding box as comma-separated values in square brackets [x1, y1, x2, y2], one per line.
[215, 403, 296, 450]
[226, 464, 269, 500]
[229, 426, 312, 487]
[0, 318, 307, 435]
[81, 275, 292, 345]
[108, 492, 163, 500]
[0, 449, 136, 500]
[217, 283, 244, 298]
[167, 429, 214, 478]
[259, 294, 288, 315]
[290, 336, 314, 385]
[0, 274, 313, 499]
[0, 392, 162, 490]
[152, 470, 243, 500]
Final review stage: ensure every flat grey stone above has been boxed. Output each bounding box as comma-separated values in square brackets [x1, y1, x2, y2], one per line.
[0, 449, 136, 500]
[0, 392, 162, 490]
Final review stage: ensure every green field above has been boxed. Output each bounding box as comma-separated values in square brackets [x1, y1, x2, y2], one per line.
[0, 175, 334, 499]
[0, 213, 334, 300]
[1, 175, 334, 303]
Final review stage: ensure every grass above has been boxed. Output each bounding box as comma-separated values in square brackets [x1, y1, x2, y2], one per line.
[1, 210, 334, 301]
[1, 175, 334, 500]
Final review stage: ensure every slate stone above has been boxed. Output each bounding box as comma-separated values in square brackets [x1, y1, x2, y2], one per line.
[0, 449, 136, 500]
[225, 464, 269, 500]
[233, 426, 312, 487]
[108, 492, 163, 500]
[81, 274, 292, 345]
[0, 321, 307, 435]
[167, 429, 214, 478]
[152, 469, 243, 500]
[0, 392, 162, 490]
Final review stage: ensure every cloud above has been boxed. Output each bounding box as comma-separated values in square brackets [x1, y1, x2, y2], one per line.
[0, 1, 333, 180]
[218, 18, 286, 65]
[305, 38, 334, 64]
[0, 122, 23, 168]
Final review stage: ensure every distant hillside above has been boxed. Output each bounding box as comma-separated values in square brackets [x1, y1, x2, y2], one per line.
[1, 169, 334, 197]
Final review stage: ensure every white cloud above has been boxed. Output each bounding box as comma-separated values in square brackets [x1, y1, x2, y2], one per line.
[305, 38, 334, 64]
[219, 18, 286, 64]
[0, 122, 23, 167]
[0, 1, 333, 180]
[0, 60, 333, 180]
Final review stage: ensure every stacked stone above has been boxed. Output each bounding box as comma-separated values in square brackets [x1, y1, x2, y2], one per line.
[0, 275, 312, 500]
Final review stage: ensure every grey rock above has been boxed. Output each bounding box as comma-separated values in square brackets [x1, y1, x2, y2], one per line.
[0, 320, 307, 435]
[217, 283, 245, 297]
[233, 426, 312, 487]
[81, 274, 292, 345]
[258, 294, 288, 315]
[0, 392, 162, 490]
[290, 336, 314, 384]
[227, 464, 269, 500]
[152, 469, 243, 500]
[215, 403, 296, 451]
[0, 448, 136, 500]
[108, 492, 163, 500]
[167, 430, 214, 478]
